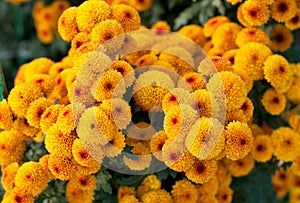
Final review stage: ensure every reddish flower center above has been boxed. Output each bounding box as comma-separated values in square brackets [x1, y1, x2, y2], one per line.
[275, 34, 284, 43]
[272, 97, 279, 104]
[292, 15, 300, 23]
[80, 178, 88, 186]
[278, 3, 288, 12]
[249, 9, 258, 17]
[169, 152, 178, 161]
[171, 117, 178, 125]
[186, 77, 195, 83]
[79, 151, 88, 159]
[196, 163, 205, 174]
[14, 195, 23, 203]
[169, 95, 177, 102]
[256, 144, 264, 151]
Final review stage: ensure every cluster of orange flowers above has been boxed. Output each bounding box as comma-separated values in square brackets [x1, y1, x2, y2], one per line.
[32, 0, 70, 44]
[117, 174, 232, 203]
[0, 0, 300, 202]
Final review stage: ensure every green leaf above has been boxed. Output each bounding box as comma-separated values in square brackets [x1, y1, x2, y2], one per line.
[231, 161, 279, 203]
[96, 168, 113, 194]
[212, 0, 226, 15]
[174, 1, 202, 29]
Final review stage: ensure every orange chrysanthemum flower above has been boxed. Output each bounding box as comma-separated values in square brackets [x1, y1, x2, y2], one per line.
[0, 99, 13, 130]
[271, 127, 300, 161]
[264, 54, 293, 93]
[76, 0, 111, 33]
[185, 159, 218, 184]
[111, 4, 141, 32]
[236, 27, 271, 47]
[270, 0, 297, 22]
[251, 135, 273, 162]
[285, 9, 300, 30]
[239, 1, 270, 26]
[225, 121, 253, 161]
[171, 179, 198, 203]
[261, 88, 287, 115]
[270, 24, 294, 52]
[14, 161, 49, 196]
[203, 16, 230, 38]
[224, 155, 255, 177]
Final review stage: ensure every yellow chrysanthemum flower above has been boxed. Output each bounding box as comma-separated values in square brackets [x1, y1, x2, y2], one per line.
[193, 89, 212, 118]
[271, 127, 300, 161]
[49, 61, 72, 78]
[215, 163, 232, 187]
[224, 154, 255, 177]
[119, 195, 141, 203]
[210, 71, 247, 111]
[151, 20, 170, 34]
[134, 54, 157, 68]
[77, 107, 115, 147]
[185, 159, 218, 184]
[164, 104, 198, 141]
[38, 155, 55, 179]
[287, 77, 300, 104]
[103, 131, 125, 157]
[91, 19, 124, 48]
[149, 131, 168, 161]
[56, 104, 75, 134]
[111, 4, 141, 32]
[40, 104, 64, 132]
[225, 109, 247, 125]
[240, 0, 270, 26]
[177, 24, 206, 47]
[270, 24, 294, 52]
[216, 185, 233, 203]
[225, 121, 253, 161]
[162, 88, 197, 114]
[1, 190, 34, 203]
[45, 124, 77, 158]
[291, 156, 300, 176]
[118, 186, 136, 201]
[290, 188, 300, 203]
[8, 83, 44, 118]
[26, 97, 53, 129]
[1, 162, 19, 191]
[140, 189, 173, 203]
[68, 32, 91, 58]
[222, 49, 237, 66]
[270, 0, 297, 22]
[285, 9, 300, 30]
[48, 154, 75, 180]
[211, 22, 241, 52]
[251, 135, 273, 162]
[58, 7, 78, 42]
[234, 42, 272, 81]
[68, 174, 97, 192]
[271, 167, 289, 189]
[72, 138, 103, 167]
[109, 60, 135, 88]
[92, 69, 126, 102]
[29, 74, 55, 96]
[289, 114, 300, 133]
[203, 16, 230, 37]
[159, 47, 195, 76]
[128, 0, 152, 11]
[0, 99, 13, 130]
[171, 179, 198, 203]
[261, 88, 287, 115]
[13, 118, 39, 138]
[14, 161, 49, 196]
[65, 178, 95, 203]
[23, 57, 54, 82]
[76, 0, 111, 33]
[264, 54, 293, 93]
[177, 72, 206, 91]
[236, 27, 271, 47]
[185, 117, 224, 160]
[100, 98, 132, 130]
[136, 174, 161, 198]
[0, 130, 26, 166]
[73, 160, 101, 176]
[36, 23, 54, 44]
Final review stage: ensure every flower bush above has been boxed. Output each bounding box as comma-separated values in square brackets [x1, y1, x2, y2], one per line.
[1, 0, 300, 202]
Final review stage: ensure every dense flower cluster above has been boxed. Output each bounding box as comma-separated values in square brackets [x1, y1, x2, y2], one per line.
[32, 0, 70, 44]
[1, 0, 300, 202]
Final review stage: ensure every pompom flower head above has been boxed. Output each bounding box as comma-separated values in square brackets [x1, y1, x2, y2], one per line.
[261, 88, 287, 115]
[270, 24, 293, 52]
[271, 127, 300, 161]
[270, 0, 297, 22]
[263, 54, 293, 93]
[225, 121, 253, 161]
[0, 99, 13, 130]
